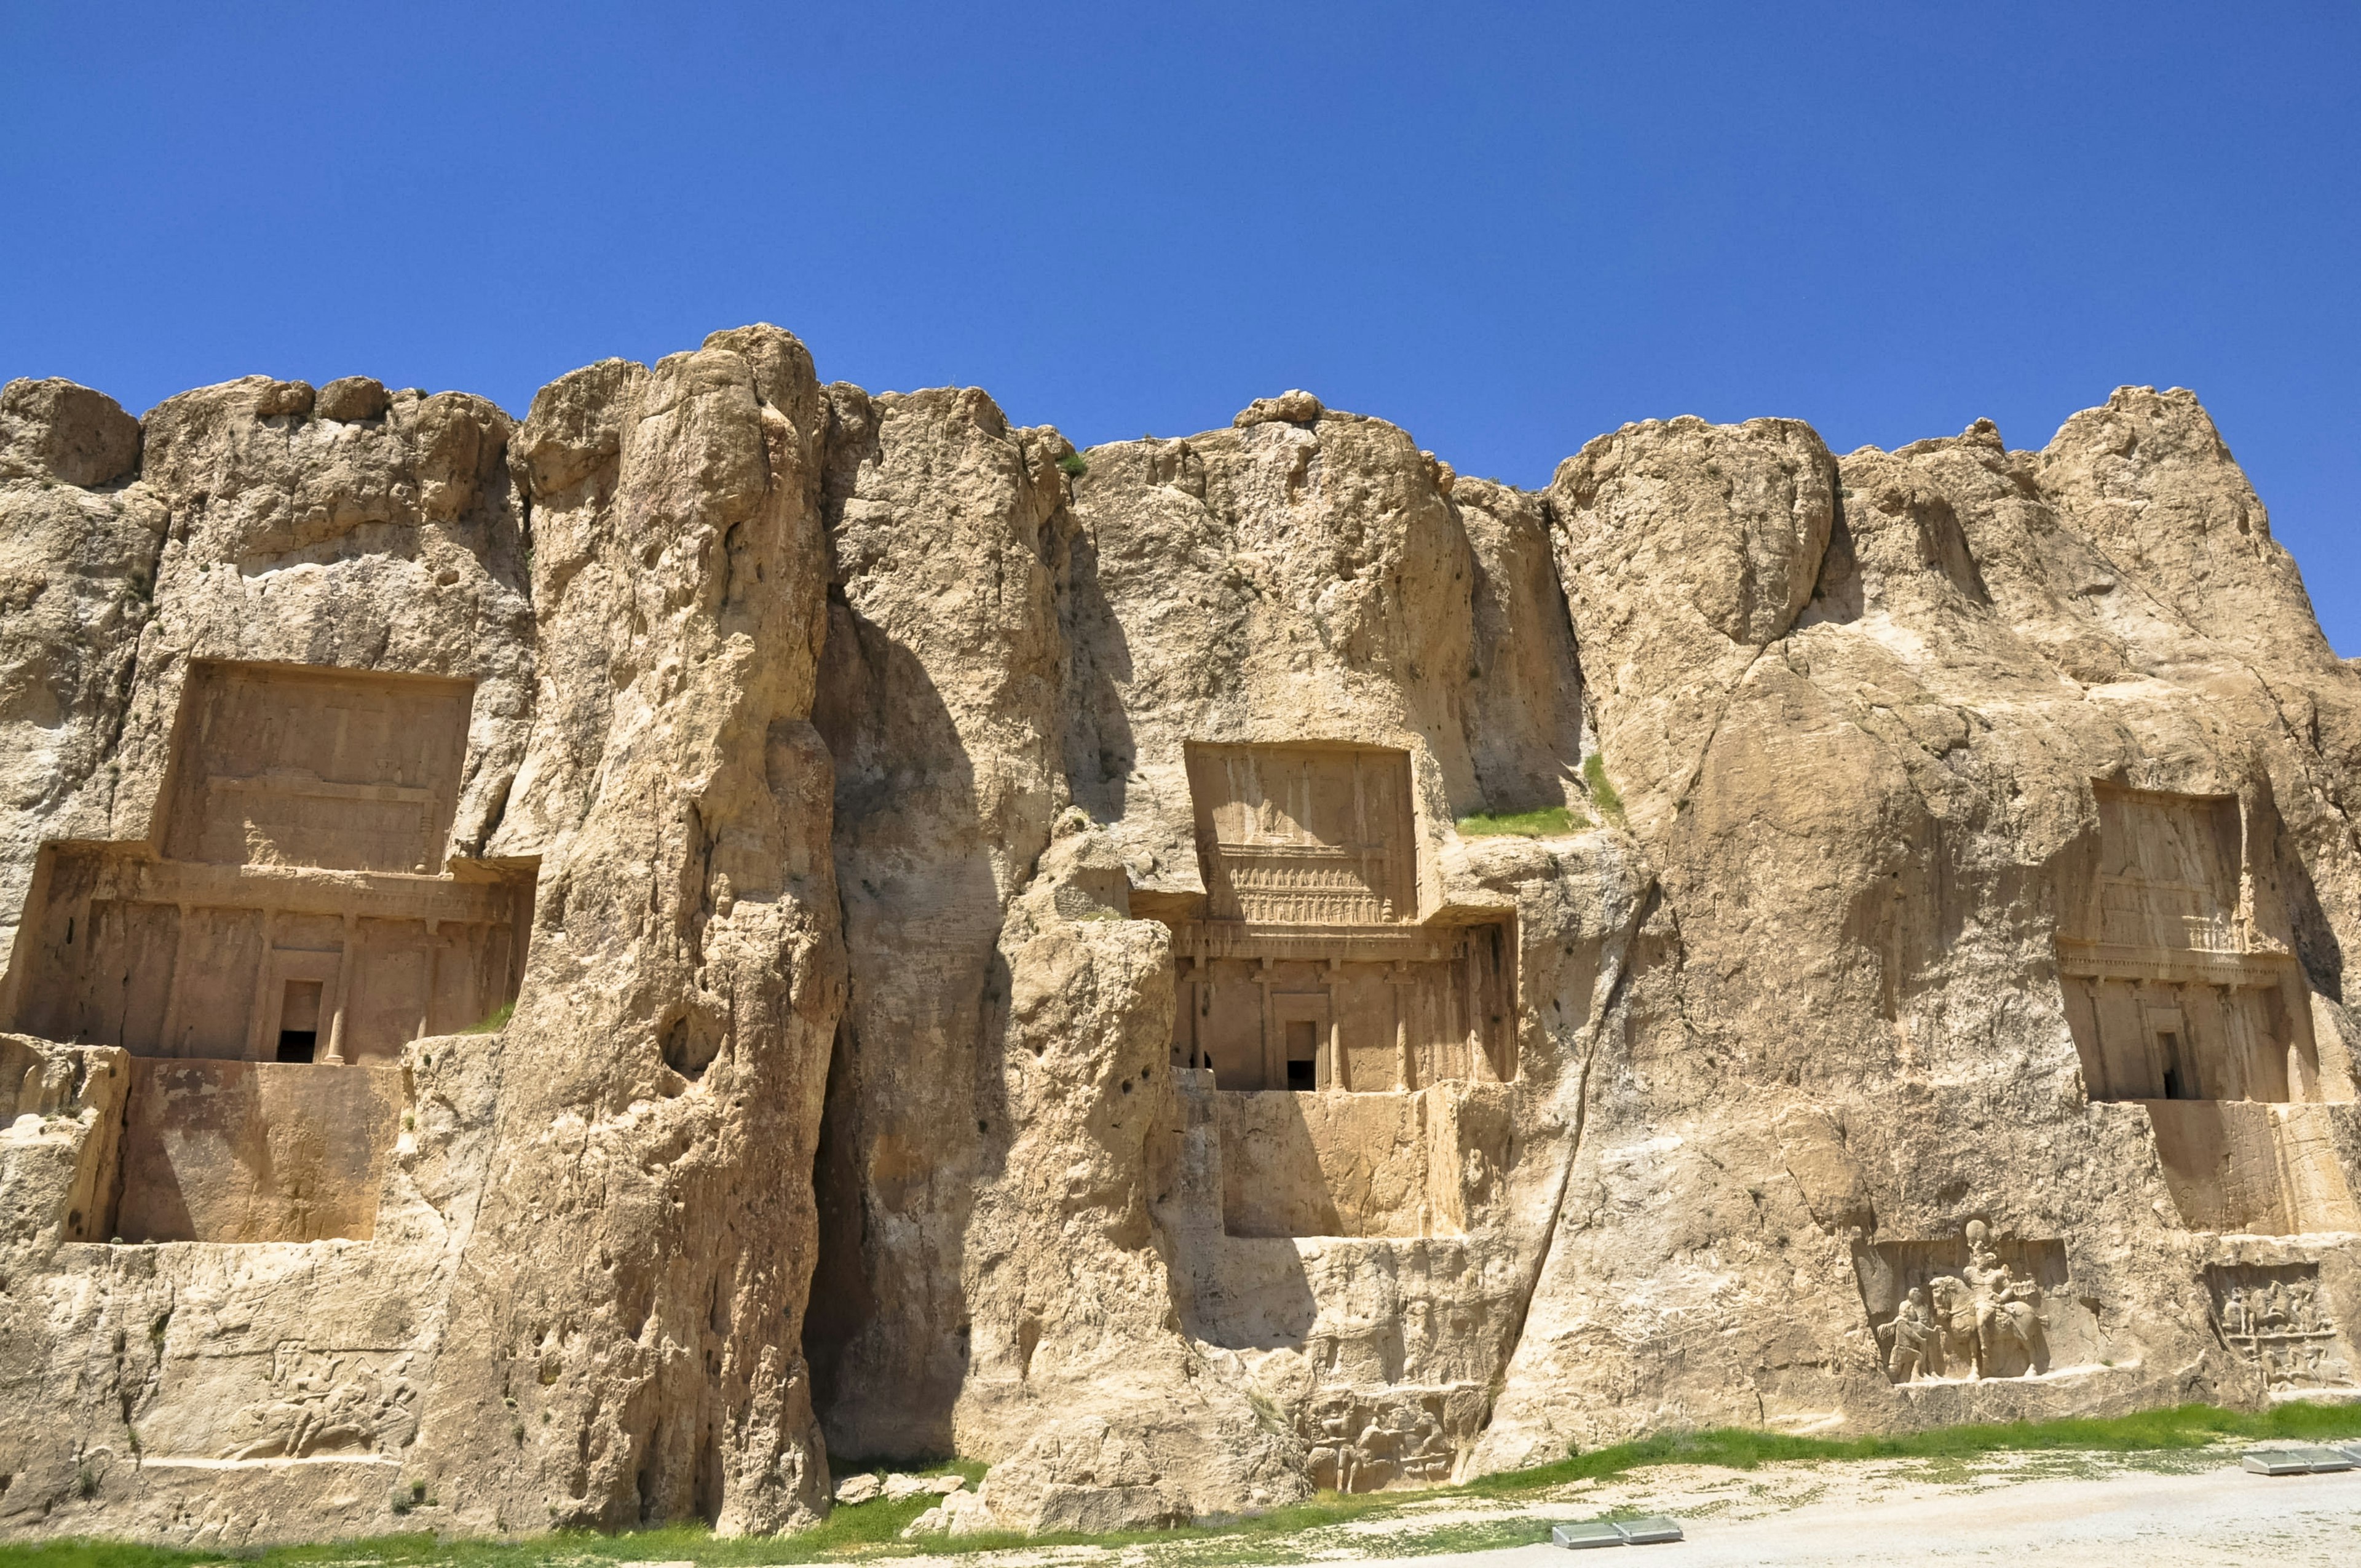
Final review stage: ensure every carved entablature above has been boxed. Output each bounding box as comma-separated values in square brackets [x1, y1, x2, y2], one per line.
[1160, 743, 1514, 1093]
[1852, 1218, 2103, 1385]
[1188, 743, 1415, 925]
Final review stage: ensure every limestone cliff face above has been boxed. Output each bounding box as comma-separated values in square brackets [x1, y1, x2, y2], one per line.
[3, 333, 2359, 1545]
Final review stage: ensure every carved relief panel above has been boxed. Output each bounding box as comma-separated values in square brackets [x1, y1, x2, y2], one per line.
[1851, 1220, 2104, 1384]
[2207, 1262, 2354, 1390]
[161, 661, 473, 875]
[1297, 1386, 1480, 1492]
[1187, 743, 1415, 925]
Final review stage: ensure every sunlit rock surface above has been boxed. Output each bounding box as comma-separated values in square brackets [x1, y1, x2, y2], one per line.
[2, 340, 2358, 1545]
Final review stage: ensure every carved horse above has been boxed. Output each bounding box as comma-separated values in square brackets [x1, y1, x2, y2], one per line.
[1927, 1275, 2041, 1377]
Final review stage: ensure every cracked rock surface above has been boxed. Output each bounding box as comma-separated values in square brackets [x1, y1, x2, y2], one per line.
[3, 335, 2359, 1544]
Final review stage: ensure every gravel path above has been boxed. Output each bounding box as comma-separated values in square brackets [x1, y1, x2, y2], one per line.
[1343, 1460, 2361, 1567]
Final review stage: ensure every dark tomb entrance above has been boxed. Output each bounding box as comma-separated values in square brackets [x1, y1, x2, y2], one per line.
[1286, 1019, 1319, 1091]
[276, 980, 322, 1063]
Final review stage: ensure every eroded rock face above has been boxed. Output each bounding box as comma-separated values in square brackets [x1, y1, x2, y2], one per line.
[2, 344, 2359, 1545]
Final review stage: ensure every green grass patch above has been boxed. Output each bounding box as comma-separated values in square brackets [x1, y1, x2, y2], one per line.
[10, 1405, 2359, 1567]
[462, 1001, 514, 1035]
[1581, 753, 1625, 824]
[1455, 806, 1586, 838]
[1058, 451, 1088, 477]
[1460, 1402, 2361, 1492]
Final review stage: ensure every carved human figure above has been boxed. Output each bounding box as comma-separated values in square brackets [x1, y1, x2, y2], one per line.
[2290, 1278, 2319, 1333]
[2222, 1284, 2250, 1336]
[2264, 1342, 2293, 1387]
[1880, 1286, 1938, 1382]
[1958, 1221, 2043, 1376]
[1307, 1400, 1356, 1492]
[2261, 1280, 2292, 1332]
[1355, 1411, 1403, 1491]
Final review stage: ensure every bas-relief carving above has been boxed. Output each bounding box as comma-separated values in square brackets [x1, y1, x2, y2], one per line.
[1189, 744, 1415, 926]
[1299, 1388, 1474, 1492]
[2207, 1264, 2355, 1391]
[1856, 1220, 2098, 1384]
[214, 1344, 420, 1462]
[161, 662, 473, 876]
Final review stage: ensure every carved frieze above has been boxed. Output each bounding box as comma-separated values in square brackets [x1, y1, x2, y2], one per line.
[1298, 1386, 1479, 1492]
[2207, 1263, 2354, 1390]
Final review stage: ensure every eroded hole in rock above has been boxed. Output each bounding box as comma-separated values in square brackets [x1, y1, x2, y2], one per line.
[1145, 743, 1514, 1239]
[662, 1015, 721, 1080]
[4, 660, 538, 1244]
[2057, 783, 2358, 1233]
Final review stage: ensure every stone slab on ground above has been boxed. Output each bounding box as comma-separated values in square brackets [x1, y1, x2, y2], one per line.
[2243, 1445, 2353, 1473]
[1549, 1521, 1624, 1549]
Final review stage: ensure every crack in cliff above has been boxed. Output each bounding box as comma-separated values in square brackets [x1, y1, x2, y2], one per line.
[1667, 639, 1778, 826]
[1487, 871, 1663, 1411]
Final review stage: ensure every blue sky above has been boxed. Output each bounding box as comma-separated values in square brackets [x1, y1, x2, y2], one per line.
[4, 4, 2356, 647]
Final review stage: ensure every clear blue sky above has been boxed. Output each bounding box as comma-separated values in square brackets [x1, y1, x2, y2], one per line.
[5, 4, 2355, 648]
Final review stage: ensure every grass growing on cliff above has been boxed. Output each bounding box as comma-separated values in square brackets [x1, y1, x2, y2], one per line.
[12, 1404, 2361, 1568]
[462, 1001, 513, 1035]
[1581, 752, 1624, 824]
[1455, 805, 1585, 837]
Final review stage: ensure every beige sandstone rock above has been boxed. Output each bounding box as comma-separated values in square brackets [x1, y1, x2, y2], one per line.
[2, 339, 2358, 1548]
[831, 1473, 880, 1505]
[1232, 390, 1324, 428]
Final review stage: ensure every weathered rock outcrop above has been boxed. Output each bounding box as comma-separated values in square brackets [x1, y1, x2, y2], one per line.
[4, 334, 2359, 1545]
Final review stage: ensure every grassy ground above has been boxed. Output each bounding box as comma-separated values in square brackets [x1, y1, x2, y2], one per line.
[1454, 806, 1584, 837]
[10, 1404, 2360, 1568]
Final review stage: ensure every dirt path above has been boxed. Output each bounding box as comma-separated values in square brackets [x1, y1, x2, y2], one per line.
[887, 1446, 2361, 1568]
[1347, 1462, 2361, 1567]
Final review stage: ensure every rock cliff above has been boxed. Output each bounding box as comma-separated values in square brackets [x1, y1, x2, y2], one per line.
[3, 331, 2358, 1545]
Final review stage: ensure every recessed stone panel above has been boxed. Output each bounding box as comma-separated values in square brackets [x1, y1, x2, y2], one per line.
[2207, 1261, 2356, 1390]
[1852, 1221, 2103, 1383]
[162, 661, 474, 875]
[116, 1059, 402, 1242]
